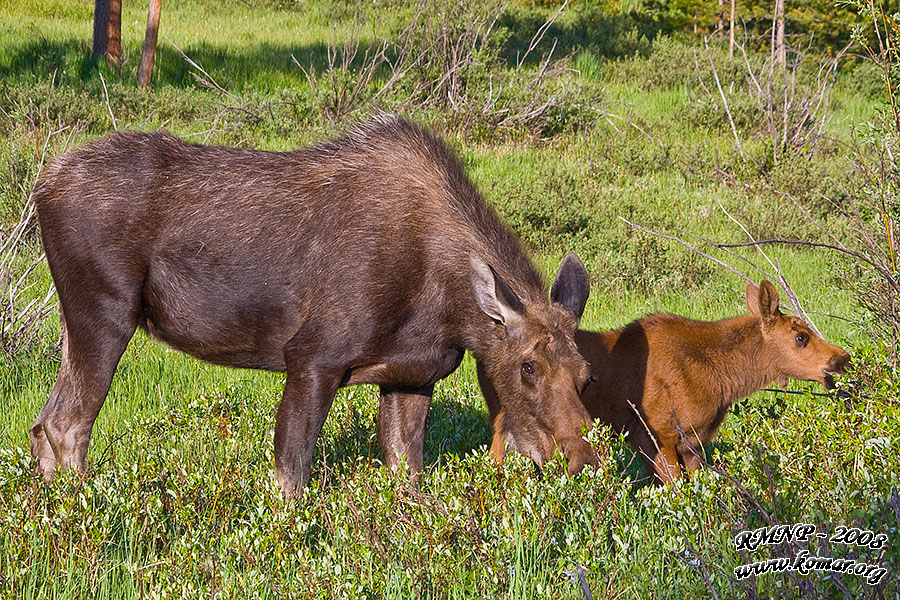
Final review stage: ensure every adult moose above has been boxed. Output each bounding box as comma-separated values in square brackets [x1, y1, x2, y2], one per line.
[30, 115, 598, 499]
[491, 280, 850, 483]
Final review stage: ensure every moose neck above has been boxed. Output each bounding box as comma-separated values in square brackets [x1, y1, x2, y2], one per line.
[449, 249, 548, 359]
[458, 295, 535, 363]
[706, 315, 781, 407]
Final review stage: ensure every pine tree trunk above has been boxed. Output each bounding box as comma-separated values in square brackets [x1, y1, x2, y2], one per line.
[729, 0, 736, 58]
[717, 0, 725, 37]
[106, 0, 122, 69]
[775, 0, 786, 68]
[138, 0, 162, 88]
[91, 0, 110, 59]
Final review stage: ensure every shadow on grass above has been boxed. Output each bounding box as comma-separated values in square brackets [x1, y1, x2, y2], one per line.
[499, 5, 663, 68]
[423, 396, 492, 466]
[318, 395, 492, 476]
[1, 36, 372, 92]
[3, 3, 669, 92]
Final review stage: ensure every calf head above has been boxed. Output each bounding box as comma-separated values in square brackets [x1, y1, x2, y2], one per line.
[470, 253, 597, 474]
[747, 280, 851, 389]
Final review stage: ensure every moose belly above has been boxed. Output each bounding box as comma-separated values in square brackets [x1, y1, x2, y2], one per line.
[139, 259, 298, 371]
[344, 347, 464, 389]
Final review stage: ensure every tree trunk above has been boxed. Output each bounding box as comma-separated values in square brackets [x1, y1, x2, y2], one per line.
[775, 0, 785, 68]
[729, 0, 736, 58]
[717, 0, 725, 37]
[107, 0, 122, 69]
[91, 0, 110, 59]
[138, 0, 162, 88]
[92, 0, 122, 69]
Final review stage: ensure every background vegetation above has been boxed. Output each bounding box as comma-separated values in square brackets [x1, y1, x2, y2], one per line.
[0, 0, 897, 598]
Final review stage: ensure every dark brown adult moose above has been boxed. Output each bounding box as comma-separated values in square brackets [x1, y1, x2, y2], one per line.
[491, 280, 850, 483]
[31, 115, 598, 499]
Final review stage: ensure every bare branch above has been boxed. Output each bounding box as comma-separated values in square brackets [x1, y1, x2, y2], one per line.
[713, 198, 819, 334]
[98, 71, 117, 131]
[1, 115, 69, 355]
[620, 217, 757, 286]
[516, 0, 569, 68]
[704, 36, 745, 157]
[166, 35, 239, 101]
[715, 238, 899, 289]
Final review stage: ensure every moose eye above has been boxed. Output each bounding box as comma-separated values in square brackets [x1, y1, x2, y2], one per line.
[795, 332, 809, 348]
[521, 362, 535, 377]
[580, 374, 597, 395]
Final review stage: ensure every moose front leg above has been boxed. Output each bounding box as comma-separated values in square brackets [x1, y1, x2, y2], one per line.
[274, 354, 343, 500]
[377, 384, 433, 476]
[31, 306, 137, 481]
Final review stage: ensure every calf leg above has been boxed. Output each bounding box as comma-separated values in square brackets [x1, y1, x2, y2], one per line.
[489, 411, 507, 466]
[624, 420, 665, 483]
[652, 444, 682, 484]
[677, 438, 704, 473]
[377, 384, 433, 475]
[31, 308, 136, 480]
[477, 361, 507, 465]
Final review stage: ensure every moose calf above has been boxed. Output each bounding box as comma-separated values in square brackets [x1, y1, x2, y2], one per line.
[491, 280, 850, 483]
[31, 115, 598, 499]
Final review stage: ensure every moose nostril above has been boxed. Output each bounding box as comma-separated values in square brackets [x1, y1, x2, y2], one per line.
[563, 440, 599, 475]
[831, 353, 851, 373]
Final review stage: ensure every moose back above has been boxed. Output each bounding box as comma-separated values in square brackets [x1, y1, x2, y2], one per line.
[31, 115, 597, 498]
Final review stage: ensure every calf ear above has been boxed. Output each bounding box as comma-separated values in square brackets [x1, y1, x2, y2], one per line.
[745, 282, 760, 315]
[746, 280, 781, 322]
[551, 253, 590, 324]
[470, 254, 525, 328]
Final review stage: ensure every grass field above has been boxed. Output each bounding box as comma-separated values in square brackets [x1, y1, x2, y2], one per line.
[1, 1, 898, 598]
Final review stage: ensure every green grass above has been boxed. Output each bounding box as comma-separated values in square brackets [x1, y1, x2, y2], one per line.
[0, 0, 366, 91]
[1, 0, 899, 598]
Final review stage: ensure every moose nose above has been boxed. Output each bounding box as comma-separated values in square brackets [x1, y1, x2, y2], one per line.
[829, 352, 851, 374]
[561, 437, 600, 475]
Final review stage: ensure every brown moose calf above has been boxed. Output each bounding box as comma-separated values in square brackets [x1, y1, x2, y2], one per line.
[491, 280, 850, 483]
[31, 115, 598, 500]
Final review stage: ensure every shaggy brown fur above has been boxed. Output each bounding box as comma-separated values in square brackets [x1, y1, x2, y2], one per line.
[491, 281, 850, 483]
[30, 115, 597, 499]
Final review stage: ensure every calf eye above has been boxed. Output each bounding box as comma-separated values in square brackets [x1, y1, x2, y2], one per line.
[795, 332, 809, 348]
[521, 362, 535, 377]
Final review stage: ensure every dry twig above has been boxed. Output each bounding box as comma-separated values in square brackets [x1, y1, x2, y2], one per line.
[1, 122, 72, 355]
[620, 213, 823, 336]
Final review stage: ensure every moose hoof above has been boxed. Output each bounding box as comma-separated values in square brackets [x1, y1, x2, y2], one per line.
[29, 423, 58, 481]
[275, 467, 306, 502]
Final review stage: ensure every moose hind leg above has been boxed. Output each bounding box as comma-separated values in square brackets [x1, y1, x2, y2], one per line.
[377, 384, 433, 475]
[30, 309, 136, 480]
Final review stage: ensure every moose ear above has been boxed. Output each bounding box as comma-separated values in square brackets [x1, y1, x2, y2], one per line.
[551, 253, 590, 324]
[746, 280, 780, 321]
[470, 254, 525, 328]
